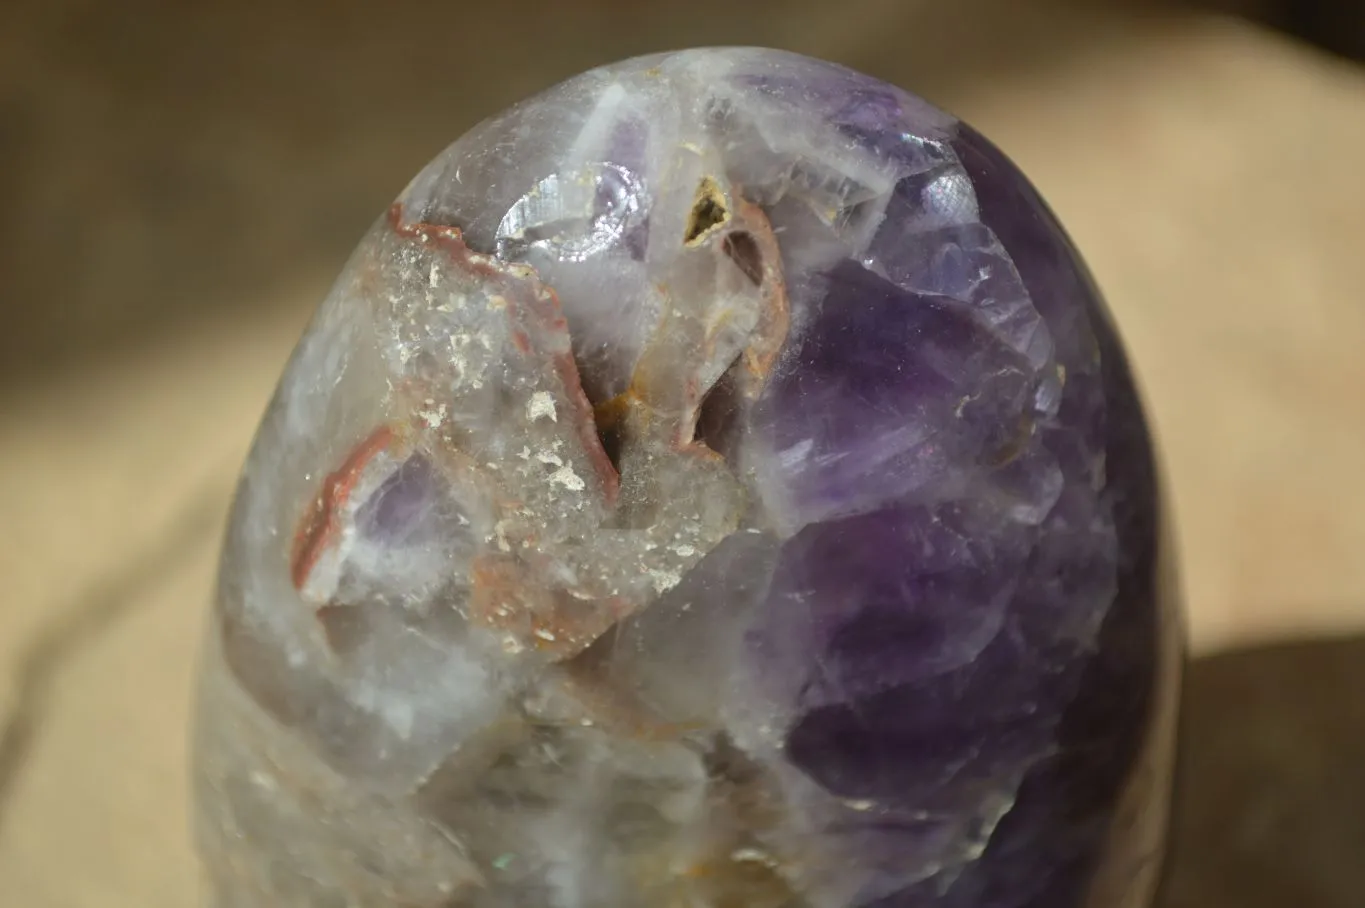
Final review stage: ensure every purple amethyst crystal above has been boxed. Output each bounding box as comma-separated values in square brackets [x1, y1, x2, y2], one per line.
[193, 48, 1180, 908]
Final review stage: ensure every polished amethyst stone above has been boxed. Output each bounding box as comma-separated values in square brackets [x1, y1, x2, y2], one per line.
[193, 48, 1180, 908]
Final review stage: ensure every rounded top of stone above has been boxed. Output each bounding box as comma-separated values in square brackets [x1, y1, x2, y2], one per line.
[198, 43, 1170, 908]
[395, 47, 959, 249]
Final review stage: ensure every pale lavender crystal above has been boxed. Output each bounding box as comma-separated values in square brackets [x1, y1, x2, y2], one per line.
[193, 48, 1180, 908]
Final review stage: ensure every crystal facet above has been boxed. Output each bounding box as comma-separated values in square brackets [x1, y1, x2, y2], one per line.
[193, 48, 1181, 908]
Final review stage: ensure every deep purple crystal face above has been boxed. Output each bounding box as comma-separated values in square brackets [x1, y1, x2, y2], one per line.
[194, 48, 1180, 908]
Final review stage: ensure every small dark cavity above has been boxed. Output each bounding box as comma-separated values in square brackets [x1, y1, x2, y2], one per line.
[592, 398, 628, 475]
[693, 361, 744, 459]
[723, 230, 764, 286]
[598, 426, 624, 475]
[703, 95, 736, 128]
[982, 413, 1035, 468]
[684, 176, 730, 245]
[703, 731, 783, 829]
[703, 731, 765, 788]
[569, 346, 620, 407]
[316, 604, 372, 657]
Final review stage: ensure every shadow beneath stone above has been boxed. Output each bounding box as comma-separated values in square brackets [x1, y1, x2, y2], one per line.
[1158, 634, 1365, 908]
[0, 487, 224, 832]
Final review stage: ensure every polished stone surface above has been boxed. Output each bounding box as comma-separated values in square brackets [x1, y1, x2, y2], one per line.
[194, 48, 1178, 908]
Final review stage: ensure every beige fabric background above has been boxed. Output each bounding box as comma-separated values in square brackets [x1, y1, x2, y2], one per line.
[1, 1, 1363, 905]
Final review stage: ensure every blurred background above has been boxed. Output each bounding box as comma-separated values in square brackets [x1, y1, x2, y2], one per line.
[1, 0, 1363, 905]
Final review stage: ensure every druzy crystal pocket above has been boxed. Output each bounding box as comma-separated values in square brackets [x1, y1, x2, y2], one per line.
[193, 48, 1180, 908]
